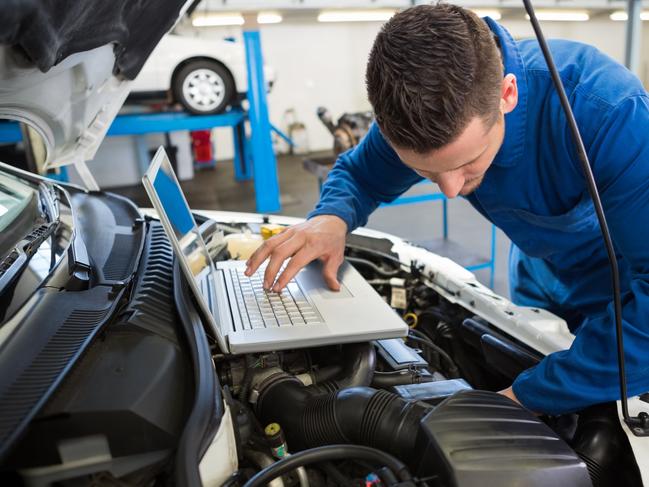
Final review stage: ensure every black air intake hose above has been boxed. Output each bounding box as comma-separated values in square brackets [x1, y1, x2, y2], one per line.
[256, 378, 431, 462]
[572, 402, 639, 487]
[310, 342, 376, 394]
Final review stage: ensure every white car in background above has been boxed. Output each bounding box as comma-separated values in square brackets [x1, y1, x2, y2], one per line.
[130, 33, 276, 115]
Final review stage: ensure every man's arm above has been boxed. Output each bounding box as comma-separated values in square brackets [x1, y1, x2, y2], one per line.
[512, 95, 649, 415]
[246, 122, 422, 290]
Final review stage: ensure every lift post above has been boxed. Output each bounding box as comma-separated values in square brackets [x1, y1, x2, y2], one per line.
[243, 26, 281, 213]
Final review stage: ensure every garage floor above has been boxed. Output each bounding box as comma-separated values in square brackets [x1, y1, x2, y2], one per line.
[111, 152, 512, 297]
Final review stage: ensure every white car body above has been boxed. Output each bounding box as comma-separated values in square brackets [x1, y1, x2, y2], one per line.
[130, 33, 275, 96]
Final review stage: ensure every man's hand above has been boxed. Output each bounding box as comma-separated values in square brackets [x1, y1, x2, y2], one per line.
[245, 215, 348, 292]
[499, 386, 540, 415]
[499, 386, 521, 406]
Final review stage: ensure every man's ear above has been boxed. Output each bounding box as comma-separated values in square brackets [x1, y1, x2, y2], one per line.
[500, 74, 518, 114]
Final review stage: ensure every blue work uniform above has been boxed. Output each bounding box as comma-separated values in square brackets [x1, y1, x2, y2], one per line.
[308, 18, 649, 415]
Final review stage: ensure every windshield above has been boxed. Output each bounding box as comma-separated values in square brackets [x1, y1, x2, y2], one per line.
[0, 172, 39, 259]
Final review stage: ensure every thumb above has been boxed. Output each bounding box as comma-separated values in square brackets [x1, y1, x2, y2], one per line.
[321, 256, 341, 291]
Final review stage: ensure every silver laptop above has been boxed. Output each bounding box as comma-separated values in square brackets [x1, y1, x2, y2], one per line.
[142, 147, 407, 354]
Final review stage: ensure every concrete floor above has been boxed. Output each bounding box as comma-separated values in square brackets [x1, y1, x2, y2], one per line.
[112, 152, 512, 297]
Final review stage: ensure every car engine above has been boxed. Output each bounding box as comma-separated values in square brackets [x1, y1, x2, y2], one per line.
[207, 227, 642, 487]
[1, 214, 643, 487]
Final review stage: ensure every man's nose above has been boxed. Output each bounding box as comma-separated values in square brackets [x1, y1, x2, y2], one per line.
[436, 172, 464, 198]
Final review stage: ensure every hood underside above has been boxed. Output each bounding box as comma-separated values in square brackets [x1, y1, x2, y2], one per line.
[0, 0, 192, 171]
[0, 0, 189, 80]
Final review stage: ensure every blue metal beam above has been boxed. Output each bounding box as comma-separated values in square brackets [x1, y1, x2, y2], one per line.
[270, 123, 295, 148]
[244, 29, 281, 213]
[107, 109, 246, 136]
[380, 193, 446, 207]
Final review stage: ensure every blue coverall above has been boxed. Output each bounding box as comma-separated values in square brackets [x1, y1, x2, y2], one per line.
[308, 18, 649, 415]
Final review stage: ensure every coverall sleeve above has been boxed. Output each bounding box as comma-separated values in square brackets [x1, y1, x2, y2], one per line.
[307, 122, 423, 231]
[513, 95, 649, 415]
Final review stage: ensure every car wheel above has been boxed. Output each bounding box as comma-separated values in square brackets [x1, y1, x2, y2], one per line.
[173, 60, 235, 115]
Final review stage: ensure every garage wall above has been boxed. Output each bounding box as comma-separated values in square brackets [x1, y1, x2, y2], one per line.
[183, 15, 645, 160]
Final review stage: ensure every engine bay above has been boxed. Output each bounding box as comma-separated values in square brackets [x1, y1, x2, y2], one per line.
[1, 211, 643, 487]
[207, 225, 642, 487]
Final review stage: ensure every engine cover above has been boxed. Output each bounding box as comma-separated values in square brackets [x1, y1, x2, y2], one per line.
[416, 390, 592, 487]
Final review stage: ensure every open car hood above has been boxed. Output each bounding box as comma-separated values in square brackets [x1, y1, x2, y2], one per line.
[0, 0, 192, 168]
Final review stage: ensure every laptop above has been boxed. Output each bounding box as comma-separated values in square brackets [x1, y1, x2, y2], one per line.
[142, 146, 408, 354]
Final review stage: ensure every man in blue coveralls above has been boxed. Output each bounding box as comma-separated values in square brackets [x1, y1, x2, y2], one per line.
[246, 4, 649, 415]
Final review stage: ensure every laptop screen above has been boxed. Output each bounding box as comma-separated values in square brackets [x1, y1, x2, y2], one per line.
[148, 149, 213, 280]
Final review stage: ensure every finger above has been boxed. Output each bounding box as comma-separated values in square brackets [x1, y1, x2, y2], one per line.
[245, 229, 293, 275]
[321, 254, 343, 291]
[272, 250, 316, 291]
[263, 234, 305, 289]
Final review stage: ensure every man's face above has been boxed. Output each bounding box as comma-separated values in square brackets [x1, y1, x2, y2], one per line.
[393, 114, 505, 199]
[391, 74, 518, 199]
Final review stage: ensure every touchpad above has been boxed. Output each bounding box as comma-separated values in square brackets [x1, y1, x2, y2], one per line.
[296, 261, 353, 298]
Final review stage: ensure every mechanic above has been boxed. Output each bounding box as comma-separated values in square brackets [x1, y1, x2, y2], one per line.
[246, 3, 649, 415]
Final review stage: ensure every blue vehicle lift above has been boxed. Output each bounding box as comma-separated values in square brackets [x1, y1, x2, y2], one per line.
[0, 24, 282, 214]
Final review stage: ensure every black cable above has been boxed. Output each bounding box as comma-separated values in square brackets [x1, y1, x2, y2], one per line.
[418, 307, 449, 323]
[372, 369, 434, 387]
[346, 256, 402, 277]
[407, 333, 460, 378]
[345, 243, 407, 267]
[242, 444, 414, 487]
[522, 0, 637, 428]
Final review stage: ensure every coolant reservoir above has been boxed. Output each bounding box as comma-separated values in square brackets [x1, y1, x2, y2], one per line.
[224, 231, 263, 260]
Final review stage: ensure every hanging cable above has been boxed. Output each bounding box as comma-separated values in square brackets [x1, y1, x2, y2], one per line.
[522, 0, 647, 432]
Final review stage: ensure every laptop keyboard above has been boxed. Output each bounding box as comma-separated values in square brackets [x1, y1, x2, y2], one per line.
[229, 267, 323, 329]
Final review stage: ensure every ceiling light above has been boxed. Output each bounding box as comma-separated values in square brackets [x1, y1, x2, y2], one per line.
[472, 9, 502, 21]
[527, 10, 589, 21]
[610, 11, 649, 21]
[317, 10, 396, 23]
[258, 12, 283, 24]
[192, 13, 244, 27]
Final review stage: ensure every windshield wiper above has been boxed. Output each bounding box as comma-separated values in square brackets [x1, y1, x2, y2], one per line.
[0, 183, 61, 292]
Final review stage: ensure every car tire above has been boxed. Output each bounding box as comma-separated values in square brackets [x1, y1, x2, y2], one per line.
[172, 60, 235, 115]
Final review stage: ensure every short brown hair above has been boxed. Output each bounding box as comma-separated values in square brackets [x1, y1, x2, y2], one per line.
[366, 3, 503, 152]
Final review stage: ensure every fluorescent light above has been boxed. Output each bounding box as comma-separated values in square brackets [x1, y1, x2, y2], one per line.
[527, 10, 589, 21]
[192, 13, 244, 27]
[472, 9, 502, 21]
[317, 10, 396, 23]
[610, 11, 649, 21]
[258, 12, 283, 24]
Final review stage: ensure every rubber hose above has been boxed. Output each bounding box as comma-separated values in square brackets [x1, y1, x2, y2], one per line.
[257, 381, 431, 463]
[243, 450, 285, 487]
[310, 342, 376, 394]
[242, 444, 414, 487]
[371, 370, 434, 388]
[572, 403, 627, 487]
